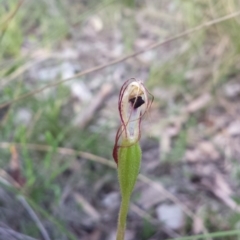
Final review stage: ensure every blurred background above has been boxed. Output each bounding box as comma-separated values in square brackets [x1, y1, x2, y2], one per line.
[1, 0, 240, 239]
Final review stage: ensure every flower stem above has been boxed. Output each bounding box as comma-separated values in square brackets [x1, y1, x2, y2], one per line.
[116, 195, 130, 240]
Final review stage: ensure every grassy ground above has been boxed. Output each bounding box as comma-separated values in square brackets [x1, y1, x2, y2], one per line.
[1, 0, 240, 239]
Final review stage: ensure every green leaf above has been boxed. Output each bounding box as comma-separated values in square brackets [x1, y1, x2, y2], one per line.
[117, 140, 141, 240]
[118, 141, 141, 198]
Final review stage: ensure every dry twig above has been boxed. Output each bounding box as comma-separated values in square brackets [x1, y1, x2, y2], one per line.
[18, 195, 51, 240]
[73, 83, 113, 128]
[0, 223, 37, 240]
[0, 0, 25, 41]
[74, 192, 100, 221]
[1, 11, 240, 109]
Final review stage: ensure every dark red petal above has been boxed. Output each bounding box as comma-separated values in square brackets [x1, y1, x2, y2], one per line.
[112, 144, 118, 166]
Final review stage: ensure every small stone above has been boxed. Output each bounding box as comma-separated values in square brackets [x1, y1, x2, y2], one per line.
[69, 81, 92, 102]
[156, 204, 184, 230]
[227, 121, 240, 136]
[15, 108, 32, 125]
[224, 82, 240, 99]
[102, 192, 120, 210]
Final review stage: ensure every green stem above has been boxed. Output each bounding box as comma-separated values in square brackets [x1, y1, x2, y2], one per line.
[116, 195, 130, 240]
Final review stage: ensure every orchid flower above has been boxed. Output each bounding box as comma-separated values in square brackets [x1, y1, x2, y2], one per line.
[113, 79, 153, 240]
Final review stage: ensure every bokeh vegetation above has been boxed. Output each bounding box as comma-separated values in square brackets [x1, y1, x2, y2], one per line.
[1, 0, 240, 239]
